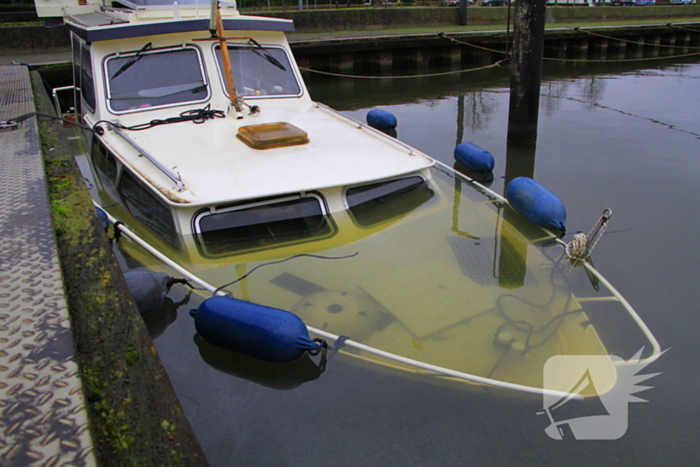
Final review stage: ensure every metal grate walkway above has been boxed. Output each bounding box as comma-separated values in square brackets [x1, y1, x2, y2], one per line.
[0, 65, 96, 466]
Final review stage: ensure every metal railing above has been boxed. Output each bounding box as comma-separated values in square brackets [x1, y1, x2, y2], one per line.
[107, 123, 186, 192]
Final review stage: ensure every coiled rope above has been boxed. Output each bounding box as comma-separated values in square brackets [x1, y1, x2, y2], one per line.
[106, 104, 226, 131]
[566, 209, 612, 261]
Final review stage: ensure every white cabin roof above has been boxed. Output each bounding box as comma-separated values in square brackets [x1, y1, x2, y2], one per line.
[99, 103, 435, 207]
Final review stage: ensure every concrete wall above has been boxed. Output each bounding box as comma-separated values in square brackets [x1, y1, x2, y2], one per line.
[0, 23, 70, 50]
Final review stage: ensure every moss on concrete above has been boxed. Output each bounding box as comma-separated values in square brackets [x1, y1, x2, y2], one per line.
[31, 70, 209, 467]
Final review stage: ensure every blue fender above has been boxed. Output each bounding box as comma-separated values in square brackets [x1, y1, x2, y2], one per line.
[95, 206, 109, 232]
[190, 296, 322, 363]
[454, 142, 495, 174]
[367, 109, 398, 132]
[124, 269, 173, 315]
[505, 177, 567, 231]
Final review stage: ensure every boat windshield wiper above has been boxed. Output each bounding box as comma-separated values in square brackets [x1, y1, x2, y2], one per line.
[111, 42, 153, 80]
[247, 38, 286, 71]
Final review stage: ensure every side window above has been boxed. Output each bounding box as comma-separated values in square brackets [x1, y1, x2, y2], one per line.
[194, 195, 332, 256]
[81, 43, 96, 112]
[91, 136, 118, 197]
[71, 34, 82, 115]
[346, 177, 435, 227]
[118, 170, 179, 247]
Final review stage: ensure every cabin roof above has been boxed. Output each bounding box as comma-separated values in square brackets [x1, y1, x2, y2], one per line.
[35, 0, 294, 41]
[101, 104, 435, 207]
[67, 14, 294, 42]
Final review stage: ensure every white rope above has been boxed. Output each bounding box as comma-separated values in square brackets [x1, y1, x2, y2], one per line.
[566, 209, 612, 261]
[565, 232, 588, 260]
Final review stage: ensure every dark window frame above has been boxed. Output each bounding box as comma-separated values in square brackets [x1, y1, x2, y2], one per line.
[71, 34, 82, 116]
[103, 44, 210, 114]
[192, 193, 334, 257]
[80, 43, 96, 113]
[345, 175, 435, 228]
[90, 135, 119, 188]
[117, 169, 180, 248]
[213, 43, 302, 99]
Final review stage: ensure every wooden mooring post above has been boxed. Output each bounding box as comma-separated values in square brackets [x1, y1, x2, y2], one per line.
[507, 0, 547, 145]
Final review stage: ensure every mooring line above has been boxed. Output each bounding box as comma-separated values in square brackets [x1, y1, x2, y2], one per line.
[666, 23, 700, 34]
[298, 61, 504, 79]
[437, 32, 509, 55]
[550, 94, 700, 139]
[573, 26, 700, 50]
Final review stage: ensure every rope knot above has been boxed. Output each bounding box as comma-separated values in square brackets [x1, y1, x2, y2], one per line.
[565, 209, 612, 261]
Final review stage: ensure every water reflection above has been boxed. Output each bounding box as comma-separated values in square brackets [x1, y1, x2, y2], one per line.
[194, 334, 326, 390]
[142, 290, 191, 338]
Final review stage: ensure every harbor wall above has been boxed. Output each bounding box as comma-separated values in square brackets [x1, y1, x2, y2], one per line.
[292, 23, 700, 74]
[267, 5, 700, 31]
[1, 6, 699, 52]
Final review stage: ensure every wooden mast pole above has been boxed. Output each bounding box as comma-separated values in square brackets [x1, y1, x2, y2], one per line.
[211, 0, 243, 118]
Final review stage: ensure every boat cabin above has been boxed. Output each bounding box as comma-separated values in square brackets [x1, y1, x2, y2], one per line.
[40, 0, 436, 259]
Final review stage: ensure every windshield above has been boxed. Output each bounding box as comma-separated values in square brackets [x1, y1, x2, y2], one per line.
[105, 46, 209, 113]
[215, 44, 301, 98]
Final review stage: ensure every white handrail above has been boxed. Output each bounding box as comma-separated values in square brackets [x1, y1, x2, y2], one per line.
[582, 261, 663, 365]
[107, 123, 186, 192]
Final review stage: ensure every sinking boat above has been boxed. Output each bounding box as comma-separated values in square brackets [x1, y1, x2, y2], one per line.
[36, 0, 661, 398]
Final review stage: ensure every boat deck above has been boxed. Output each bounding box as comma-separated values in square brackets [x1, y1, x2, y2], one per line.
[104, 103, 435, 206]
[0, 65, 96, 465]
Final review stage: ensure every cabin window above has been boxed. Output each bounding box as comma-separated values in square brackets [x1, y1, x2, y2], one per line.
[81, 43, 96, 112]
[346, 176, 435, 227]
[194, 195, 332, 256]
[118, 170, 179, 247]
[215, 44, 301, 98]
[105, 46, 209, 113]
[91, 139, 117, 183]
[91, 136, 119, 200]
[71, 35, 82, 115]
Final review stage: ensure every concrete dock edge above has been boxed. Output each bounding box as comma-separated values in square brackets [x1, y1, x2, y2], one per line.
[0, 65, 209, 466]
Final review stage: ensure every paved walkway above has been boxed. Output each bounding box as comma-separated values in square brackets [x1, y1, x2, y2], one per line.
[0, 65, 96, 466]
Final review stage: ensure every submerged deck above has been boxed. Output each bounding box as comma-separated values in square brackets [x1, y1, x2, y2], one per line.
[0, 65, 96, 465]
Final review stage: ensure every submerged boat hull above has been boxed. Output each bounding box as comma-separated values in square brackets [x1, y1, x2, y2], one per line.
[109, 165, 631, 398]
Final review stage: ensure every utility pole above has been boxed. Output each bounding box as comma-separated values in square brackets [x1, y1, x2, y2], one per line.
[507, 0, 547, 144]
